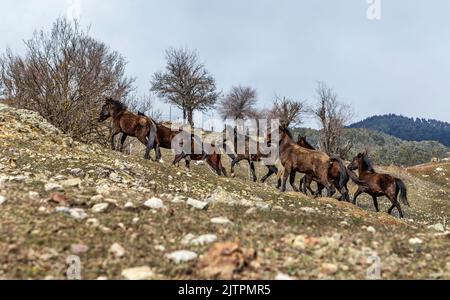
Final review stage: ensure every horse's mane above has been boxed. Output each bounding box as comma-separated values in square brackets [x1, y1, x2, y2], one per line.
[282, 127, 294, 140]
[297, 136, 315, 150]
[107, 98, 127, 112]
[362, 153, 375, 172]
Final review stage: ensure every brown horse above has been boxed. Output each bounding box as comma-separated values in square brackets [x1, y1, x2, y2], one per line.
[98, 98, 157, 160]
[274, 128, 349, 196]
[172, 136, 227, 176]
[225, 127, 278, 183]
[348, 152, 410, 218]
[296, 136, 362, 201]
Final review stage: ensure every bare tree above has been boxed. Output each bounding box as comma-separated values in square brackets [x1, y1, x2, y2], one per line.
[123, 93, 162, 121]
[312, 81, 354, 157]
[150, 48, 219, 127]
[218, 86, 258, 120]
[0, 18, 134, 141]
[269, 96, 307, 129]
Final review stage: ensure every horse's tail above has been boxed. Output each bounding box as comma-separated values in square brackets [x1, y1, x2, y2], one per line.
[147, 119, 157, 156]
[395, 178, 410, 207]
[330, 156, 349, 189]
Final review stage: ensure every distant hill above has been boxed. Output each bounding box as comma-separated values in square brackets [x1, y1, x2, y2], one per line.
[349, 114, 450, 147]
[293, 127, 449, 167]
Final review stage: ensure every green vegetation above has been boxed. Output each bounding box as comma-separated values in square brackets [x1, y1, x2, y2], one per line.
[293, 128, 449, 167]
[350, 114, 450, 147]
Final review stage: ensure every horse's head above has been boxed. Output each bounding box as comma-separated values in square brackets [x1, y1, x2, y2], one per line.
[348, 152, 365, 171]
[98, 98, 125, 122]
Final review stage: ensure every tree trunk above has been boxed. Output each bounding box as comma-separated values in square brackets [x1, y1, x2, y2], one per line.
[183, 108, 187, 124]
[187, 109, 194, 128]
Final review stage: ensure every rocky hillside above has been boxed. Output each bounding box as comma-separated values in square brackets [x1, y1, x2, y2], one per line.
[0, 103, 449, 280]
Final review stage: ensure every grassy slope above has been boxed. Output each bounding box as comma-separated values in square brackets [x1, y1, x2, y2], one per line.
[0, 104, 449, 280]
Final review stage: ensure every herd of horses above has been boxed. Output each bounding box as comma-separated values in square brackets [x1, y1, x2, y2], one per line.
[98, 98, 410, 218]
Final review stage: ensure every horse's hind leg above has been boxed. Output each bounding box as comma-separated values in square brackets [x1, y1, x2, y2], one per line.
[261, 165, 277, 183]
[249, 161, 257, 182]
[172, 153, 185, 166]
[388, 195, 404, 218]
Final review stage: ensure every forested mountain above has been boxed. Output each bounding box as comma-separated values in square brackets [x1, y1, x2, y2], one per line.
[349, 114, 450, 147]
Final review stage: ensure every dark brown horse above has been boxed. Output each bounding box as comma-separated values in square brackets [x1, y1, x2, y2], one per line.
[348, 152, 410, 218]
[274, 128, 349, 196]
[98, 98, 157, 160]
[225, 127, 278, 183]
[172, 136, 227, 176]
[296, 136, 362, 201]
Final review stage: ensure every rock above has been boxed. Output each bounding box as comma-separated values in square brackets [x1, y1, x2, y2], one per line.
[291, 235, 320, 250]
[96, 184, 111, 196]
[124, 202, 135, 209]
[255, 202, 271, 211]
[28, 191, 40, 200]
[186, 198, 209, 210]
[121, 266, 155, 280]
[300, 207, 315, 214]
[57, 207, 87, 220]
[428, 223, 445, 232]
[166, 250, 198, 264]
[205, 187, 248, 207]
[171, 196, 186, 204]
[245, 208, 258, 216]
[109, 243, 126, 258]
[367, 226, 376, 234]
[71, 244, 89, 254]
[0, 195, 6, 205]
[109, 173, 122, 183]
[45, 183, 64, 192]
[211, 217, 233, 225]
[70, 168, 85, 177]
[275, 273, 294, 280]
[196, 242, 257, 280]
[86, 218, 100, 227]
[181, 234, 196, 245]
[191, 234, 218, 246]
[409, 238, 423, 245]
[144, 197, 166, 210]
[90, 195, 104, 203]
[320, 263, 339, 276]
[92, 203, 110, 213]
[69, 208, 88, 220]
[61, 178, 82, 188]
[49, 193, 70, 206]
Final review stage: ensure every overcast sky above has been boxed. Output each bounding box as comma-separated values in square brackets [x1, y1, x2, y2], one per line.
[1, 0, 449, 127]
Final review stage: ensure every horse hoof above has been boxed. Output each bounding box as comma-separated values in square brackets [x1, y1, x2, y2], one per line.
[159, 159, 165, 163]
[231, 173, 236, 178]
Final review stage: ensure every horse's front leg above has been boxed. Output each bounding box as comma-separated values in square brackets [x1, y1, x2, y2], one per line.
[290, 171, 300, 192]
[281, 166, 291, 192]
[120, 134, 128, 153]
[352, 188, 364, 206]
[172, 153, 185, 166]
[230, 158, 241, 178]
[110, 129, 121, 151]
